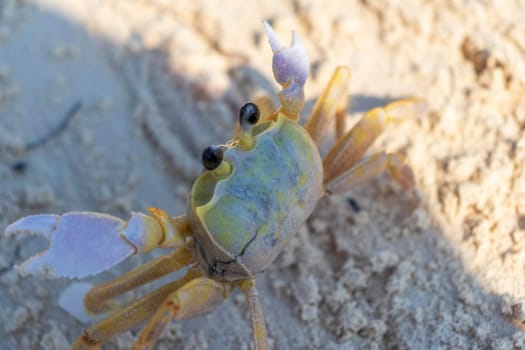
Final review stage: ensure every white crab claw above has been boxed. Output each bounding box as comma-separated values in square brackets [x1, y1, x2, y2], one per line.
[59, 282, 107, 325]
[263, 21, 284, 53]
[263, 21, 309, 88]
[4, 212, 135, 279]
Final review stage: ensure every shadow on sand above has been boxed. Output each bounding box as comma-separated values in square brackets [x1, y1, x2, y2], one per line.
[0, 3, 520, 349]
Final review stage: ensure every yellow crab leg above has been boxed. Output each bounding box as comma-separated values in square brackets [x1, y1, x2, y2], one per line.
[253, 95, 277, 122]
[324, 151, 414, 194]
[323, 98, 427, 182]
[84, 246, 194, 314]
[238, 279, 269, 350]
[304, 66, 351, 145]
[132, 277, 232, 350]
[72, 266, 203, 350]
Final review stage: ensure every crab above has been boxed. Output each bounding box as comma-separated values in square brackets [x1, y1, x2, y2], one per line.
[4, 23, 426, 350]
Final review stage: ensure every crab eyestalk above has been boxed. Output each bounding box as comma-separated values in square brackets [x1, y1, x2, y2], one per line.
[202, 145, 232, 177]
[238, 102, 260, 149]
[263, 21, 309, 119]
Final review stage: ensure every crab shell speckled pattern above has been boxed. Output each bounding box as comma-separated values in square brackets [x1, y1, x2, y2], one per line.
[189, 114, 323, 280]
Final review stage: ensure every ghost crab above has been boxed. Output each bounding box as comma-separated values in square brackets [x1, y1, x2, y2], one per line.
[4, 23, 426, 349]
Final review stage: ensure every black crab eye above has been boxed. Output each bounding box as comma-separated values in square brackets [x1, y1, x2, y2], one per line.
[239, 102, 260, 128]
[201, 145, 223, 171]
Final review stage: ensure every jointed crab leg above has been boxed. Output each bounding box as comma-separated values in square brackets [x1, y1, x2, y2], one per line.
[73, 266, 203, 350]
[133, 277, 233, 350]
[84, 246, 194, 314]
[324, 151, 414, 194]
[238, 279, 268, 350]
[323, 97, 427, 183]
[305, 66, 351, 145]
[252, 95, 277, 122]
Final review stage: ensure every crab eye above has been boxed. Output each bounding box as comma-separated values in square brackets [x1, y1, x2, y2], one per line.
[239, 102, 260, 129]
[202, 145, 223, 171]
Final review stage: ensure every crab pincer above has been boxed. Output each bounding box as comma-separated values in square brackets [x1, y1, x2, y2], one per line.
[4, 210, 173, 279]
[263, 21, 309, 117]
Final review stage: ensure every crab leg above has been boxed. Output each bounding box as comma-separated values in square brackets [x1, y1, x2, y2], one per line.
[323, 98, 427, 183]
[3, 208, 188, 279]
[132, 277, 233, 350]
[253, 95, 277, 120]
[72, 266, 203, 350]
[238, 279, 269, 350]
[83, 246, 194, 314]
[324, 151, 414, 194]
[305, 66, 351, 145]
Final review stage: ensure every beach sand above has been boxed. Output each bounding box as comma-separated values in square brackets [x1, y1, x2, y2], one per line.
[1, 1, 524, 349]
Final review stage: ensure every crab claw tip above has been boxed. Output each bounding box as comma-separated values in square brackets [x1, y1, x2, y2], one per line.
[4, 214, 59, 240]
[263, 21, 283, 53]
[15, 254, 59, 278]
[291, 31, 304, 48]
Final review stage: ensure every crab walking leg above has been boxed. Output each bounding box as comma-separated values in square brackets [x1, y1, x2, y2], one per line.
[324, 151, 414, 194]
[72, 266, 202, 350]
[323, 98, 427, 182]
[85, 246, 194, 314]
[132, 277, 232, 350]
[335, 91, 350, 140]
[253, 95, 277, 122]
[304, 66, 351, 145]
[238, 279, 269, 350]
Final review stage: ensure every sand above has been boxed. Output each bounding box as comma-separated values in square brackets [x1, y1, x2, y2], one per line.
[1, 0, 524, 349]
